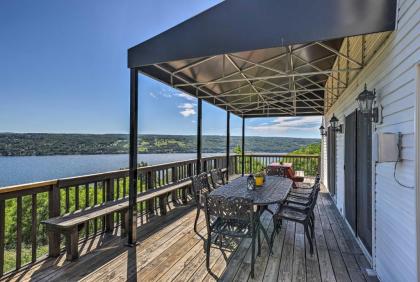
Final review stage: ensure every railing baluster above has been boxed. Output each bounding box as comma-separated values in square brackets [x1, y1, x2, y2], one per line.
[123, 176, 127, 197]
[65, 187, 70, 213]
[116, 178, 120, 200]
[75, 185, 79, 211]
[85, 183, 89, 240]
[93, 182, 98, 234]
[16, 196, 22, 270]
[31, 194, 37, 263]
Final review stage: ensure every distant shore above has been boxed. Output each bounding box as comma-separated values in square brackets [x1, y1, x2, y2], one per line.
[0, 133, 320, 157]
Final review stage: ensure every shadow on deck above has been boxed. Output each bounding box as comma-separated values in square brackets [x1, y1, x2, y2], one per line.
[2, 186, 377, 282]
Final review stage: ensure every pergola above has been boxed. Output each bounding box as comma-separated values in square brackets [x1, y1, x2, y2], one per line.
[125, 0, 396, 244]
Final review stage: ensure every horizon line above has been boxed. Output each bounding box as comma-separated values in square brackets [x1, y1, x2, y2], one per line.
[0, 132, 320, 139]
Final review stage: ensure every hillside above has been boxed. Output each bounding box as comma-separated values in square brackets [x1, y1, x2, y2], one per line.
[0, 133, 320, 156]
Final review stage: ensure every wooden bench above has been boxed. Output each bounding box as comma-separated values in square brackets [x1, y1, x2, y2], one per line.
[42, 179, 192, 261]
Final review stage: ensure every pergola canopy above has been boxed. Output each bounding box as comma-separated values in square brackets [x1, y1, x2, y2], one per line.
[128, 0, 396, 117]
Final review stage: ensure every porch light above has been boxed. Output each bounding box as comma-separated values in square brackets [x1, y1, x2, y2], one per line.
[356, 84, 379, 123]
[329, 115, 343, 133]
[319, 125, 327, 136]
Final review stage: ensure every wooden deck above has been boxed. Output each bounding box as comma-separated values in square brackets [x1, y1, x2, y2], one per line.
[2, 189, 377, 282]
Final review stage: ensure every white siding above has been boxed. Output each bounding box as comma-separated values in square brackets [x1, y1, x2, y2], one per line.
[322, 0, 420, 281]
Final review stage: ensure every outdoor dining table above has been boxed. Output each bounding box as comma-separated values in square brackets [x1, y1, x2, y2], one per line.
[209, 176, 293, 206]
[208, 176, 293, 248]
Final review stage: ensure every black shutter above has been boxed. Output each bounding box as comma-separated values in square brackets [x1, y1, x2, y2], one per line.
[344, 111, 357, 232]
[356, 111, 372, 254]
[327, 126, 336, 196]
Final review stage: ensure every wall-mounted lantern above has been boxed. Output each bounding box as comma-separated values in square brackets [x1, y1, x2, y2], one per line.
[356, 84, 381, 123]
[329, 114, 343, 133]
[319, 125, 327, 136]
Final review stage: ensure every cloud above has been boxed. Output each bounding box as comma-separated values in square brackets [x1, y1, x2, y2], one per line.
[178, 103, 196, 117]
[248, 116, 322, 133]
[174, 92, 196, 101]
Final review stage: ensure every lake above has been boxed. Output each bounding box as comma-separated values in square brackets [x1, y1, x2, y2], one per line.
[0, 153, 225, 188]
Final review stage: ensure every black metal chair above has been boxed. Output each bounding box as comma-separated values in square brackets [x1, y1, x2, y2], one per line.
[265, 166, 286, 177]
[290, 174, 320, 195]
[210, 168, 225, 189]
[191, 172, 213, 234]
[272, 183, 320, 255]
[203, 194, 269, 278]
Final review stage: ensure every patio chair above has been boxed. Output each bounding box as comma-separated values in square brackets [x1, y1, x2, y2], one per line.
[203, 194, 268, 278]
[191, 172, 213, 234]
[272, 183, 320, 254]
[290, 174, 320, 196]
[265, 166, 286, 177]
[210, 168, 225, 189]
[287, 182, 320, 204]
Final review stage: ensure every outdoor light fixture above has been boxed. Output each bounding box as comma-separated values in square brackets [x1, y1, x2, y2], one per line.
[329, 114, 343, 133]
[356, 84, 380, 123]
[319, 125, 327, 136]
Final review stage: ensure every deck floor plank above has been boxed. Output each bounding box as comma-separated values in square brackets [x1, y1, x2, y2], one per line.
[1, 189, 379, 282]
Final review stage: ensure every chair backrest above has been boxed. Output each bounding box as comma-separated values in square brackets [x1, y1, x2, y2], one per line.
[210, 169, 225, 188]
[308, 183, 321, 210]
[191, 172, 212, 205]
[204, 194, 254, 223]
[266, 166, 286, 177]
[315, 174, 320, 184]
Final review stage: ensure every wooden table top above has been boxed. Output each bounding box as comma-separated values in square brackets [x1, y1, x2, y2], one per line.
[209, 176, 293, 205]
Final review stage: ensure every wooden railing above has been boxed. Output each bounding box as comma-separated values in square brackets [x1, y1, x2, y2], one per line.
[0, 153, 318, 276]
[237, 154, 321, 177]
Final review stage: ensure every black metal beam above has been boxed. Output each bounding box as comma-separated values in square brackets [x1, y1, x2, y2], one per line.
[196, 98, 202, 174]
[226, 111, 230, 181]
[128, 0, 396, 67]
[127, 68, 138, 245]
[241, 117, 245, 176]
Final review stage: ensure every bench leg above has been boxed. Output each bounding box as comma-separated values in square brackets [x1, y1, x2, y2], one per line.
[120, 209, 129, 237]
[159, 195, 167, 216]
[182, 188, 188, 205]
[105, 213, 114, 233]
[47, 230, 60, 257]
[65, 227, 79, 261]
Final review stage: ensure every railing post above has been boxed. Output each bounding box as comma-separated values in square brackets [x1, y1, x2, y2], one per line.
[48, 182, 61, 257]
[147, 171, 155, 214]
[0, 199, 5, 276]
[105, 178, 114, 232]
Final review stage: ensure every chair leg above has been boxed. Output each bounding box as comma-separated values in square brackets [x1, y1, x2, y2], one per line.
[311, 218, 315, 239]
[206, 233, 212, 271]
[257, 227, 261, 256]
[304, 224, 313, 255]
[251, 232, 255, 278]
[194, 208, 200, 234]
[270, 220, 277, 248]
[260, 224, 272, 254]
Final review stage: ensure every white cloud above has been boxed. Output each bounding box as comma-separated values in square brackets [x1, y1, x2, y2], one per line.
[248, 116, 322, 134]
[178, 103, 196, 117]
[174, 92, 196, 102]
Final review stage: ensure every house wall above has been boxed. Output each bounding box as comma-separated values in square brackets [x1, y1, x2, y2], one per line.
[321, 0, 419, 281]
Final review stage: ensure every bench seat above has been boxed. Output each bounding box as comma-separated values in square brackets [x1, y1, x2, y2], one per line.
[42, 179, 192, 261]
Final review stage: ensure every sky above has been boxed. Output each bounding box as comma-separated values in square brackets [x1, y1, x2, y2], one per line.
[0, 0, 321, 138]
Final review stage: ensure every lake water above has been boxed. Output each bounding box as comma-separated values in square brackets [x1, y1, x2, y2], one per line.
[0, 153, 225, 188]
